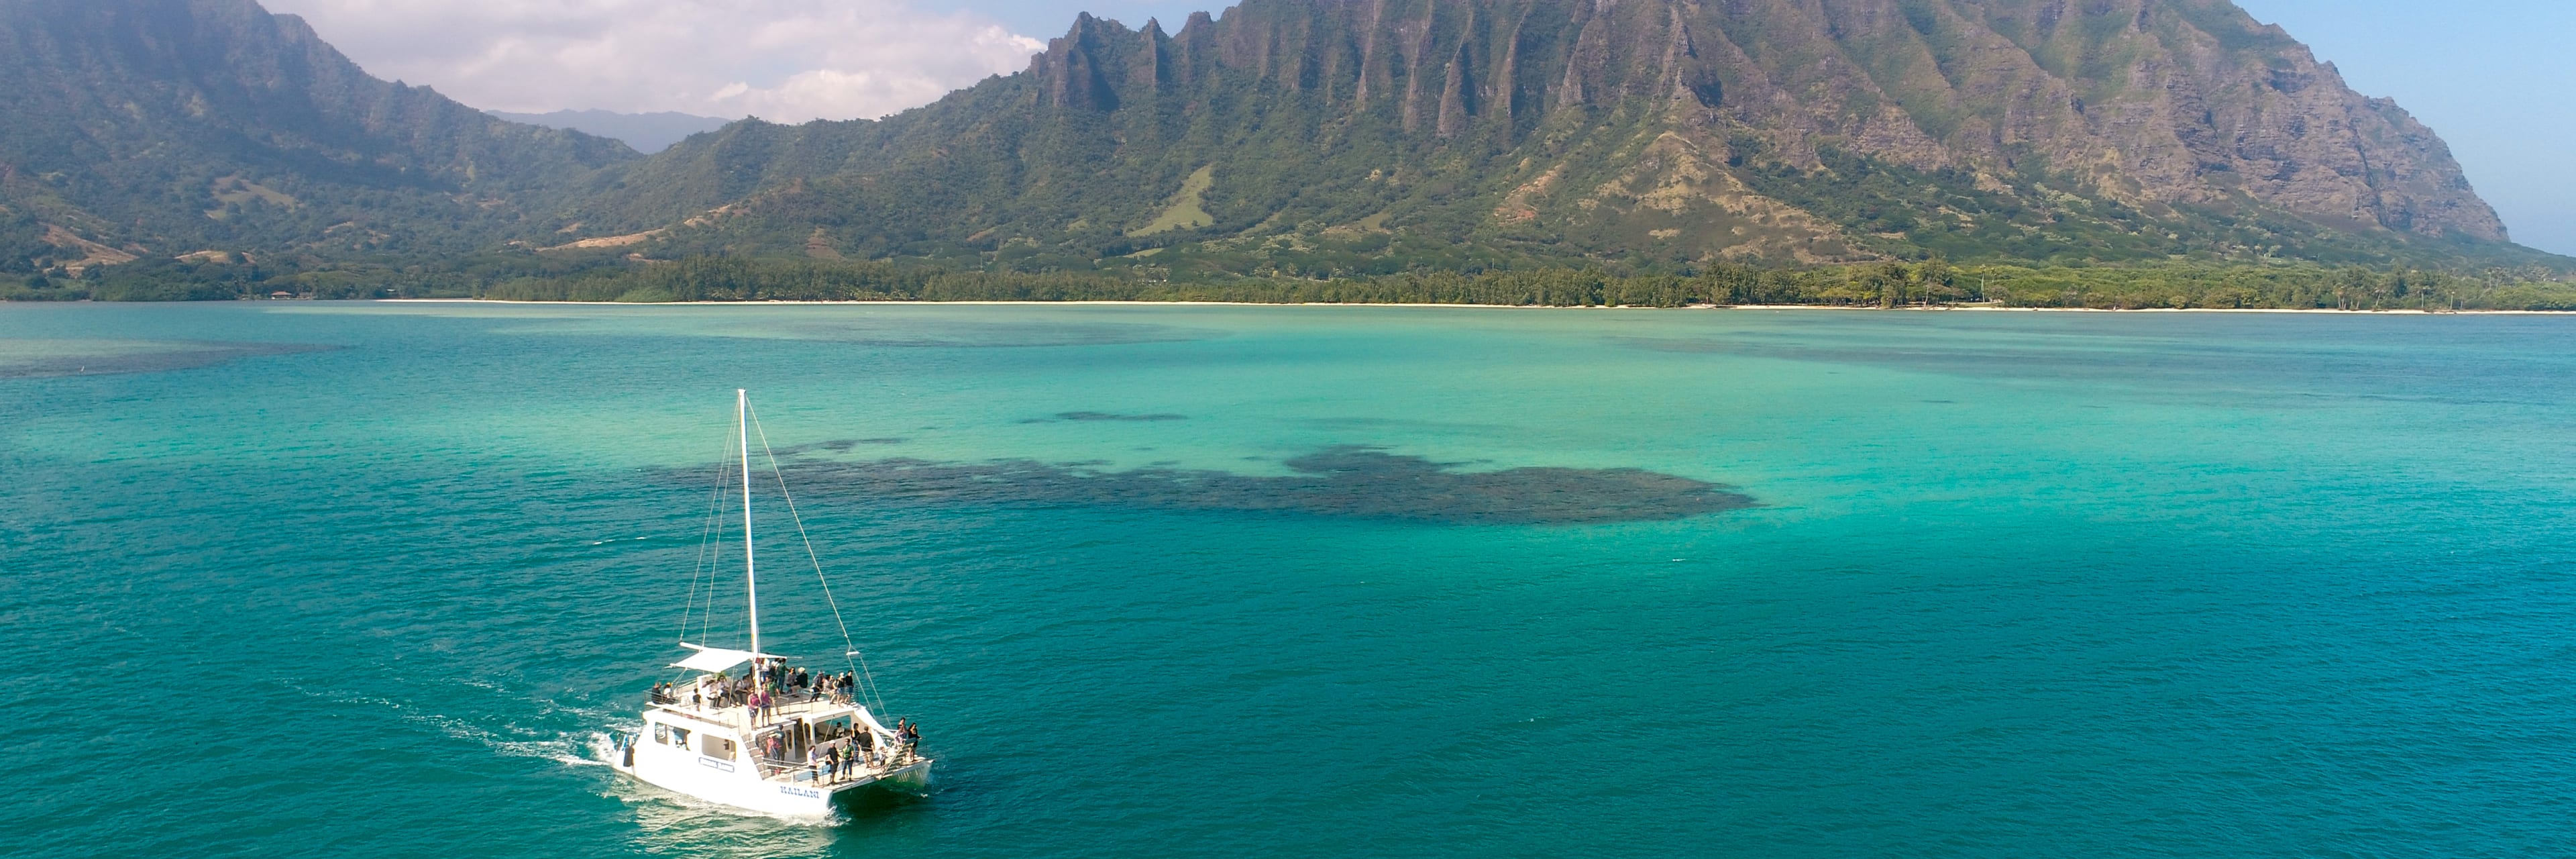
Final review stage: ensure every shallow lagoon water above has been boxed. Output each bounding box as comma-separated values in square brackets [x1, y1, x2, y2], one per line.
[6, 302, 2576, 857]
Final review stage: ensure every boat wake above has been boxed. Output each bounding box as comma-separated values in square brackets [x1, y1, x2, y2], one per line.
[282, 678, 644, 772]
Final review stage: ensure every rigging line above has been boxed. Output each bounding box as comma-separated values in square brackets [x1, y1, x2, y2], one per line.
[705, 436, 745, 656]
[700, 440, 737, 644]
[680, 432, 729, 646]
[676, 429, 735, 685]
[747, 403, 888, 715]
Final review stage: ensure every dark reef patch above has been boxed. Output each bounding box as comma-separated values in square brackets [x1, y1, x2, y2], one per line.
[704, 446, 1754, 525]
[0, 340, 339, 379]
[1020, 411, 1189, 424]
[771, 438, 908, 455]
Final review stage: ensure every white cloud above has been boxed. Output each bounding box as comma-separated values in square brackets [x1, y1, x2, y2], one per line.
[260, 0, 1047, 123]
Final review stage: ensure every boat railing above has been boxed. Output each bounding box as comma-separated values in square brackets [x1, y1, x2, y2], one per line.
[754, 746, 924, 783]
[649, 689, 859, 731]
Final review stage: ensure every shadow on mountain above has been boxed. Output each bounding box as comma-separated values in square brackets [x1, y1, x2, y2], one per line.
[718, 446, 1752, 525]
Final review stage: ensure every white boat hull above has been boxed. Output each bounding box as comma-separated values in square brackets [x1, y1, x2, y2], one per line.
[612, 739, 931, 816]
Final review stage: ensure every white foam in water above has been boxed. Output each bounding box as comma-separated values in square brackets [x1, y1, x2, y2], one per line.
[293, 678, 628, 772]
[561, 731, 621, 768]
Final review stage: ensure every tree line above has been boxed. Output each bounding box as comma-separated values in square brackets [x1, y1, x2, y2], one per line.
[11, 252, 2576, 311]
[470, 256, 2576, 311]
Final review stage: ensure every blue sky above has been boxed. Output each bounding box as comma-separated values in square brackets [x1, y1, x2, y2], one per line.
[2235, 1, 2575, 255]
[967, 1, 2575, 256]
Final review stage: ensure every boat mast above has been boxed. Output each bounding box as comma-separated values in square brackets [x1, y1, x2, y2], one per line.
[738, 389, 762, 697]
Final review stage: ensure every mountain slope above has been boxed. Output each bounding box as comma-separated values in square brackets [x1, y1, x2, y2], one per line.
[487, 110, 737, 154]
[0, 0, 636, 269]
[1, 0, 2555, 283]
[570, 0, 2539, 272]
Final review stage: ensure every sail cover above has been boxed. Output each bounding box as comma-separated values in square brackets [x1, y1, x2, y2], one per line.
[669, 644, 782, 673]
[853, 706, 896, 740]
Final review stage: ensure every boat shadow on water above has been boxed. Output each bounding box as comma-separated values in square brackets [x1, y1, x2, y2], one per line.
[832, 782, 934, 818]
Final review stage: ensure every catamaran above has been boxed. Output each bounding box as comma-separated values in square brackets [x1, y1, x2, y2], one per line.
[608, 390, 932, 815]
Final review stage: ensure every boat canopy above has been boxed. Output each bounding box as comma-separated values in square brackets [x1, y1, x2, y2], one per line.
[670, 643, 784, 673]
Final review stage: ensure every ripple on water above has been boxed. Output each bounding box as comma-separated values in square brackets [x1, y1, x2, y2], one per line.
[0, 338, 336, 378]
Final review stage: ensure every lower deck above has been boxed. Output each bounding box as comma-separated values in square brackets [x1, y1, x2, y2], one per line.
[639, 692, 924, 788]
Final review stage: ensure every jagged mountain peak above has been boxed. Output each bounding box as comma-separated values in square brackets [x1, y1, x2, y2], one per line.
[2, 0, 2543, 279]
[1002, 0, 2500, 243]
[562, 0, 2524, 274]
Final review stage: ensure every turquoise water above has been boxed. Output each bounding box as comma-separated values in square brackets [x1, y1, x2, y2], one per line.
[7, 302, 2576, 857]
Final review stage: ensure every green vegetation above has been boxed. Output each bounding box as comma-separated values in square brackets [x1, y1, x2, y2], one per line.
[0, 0, 632, 277]
[543, 1, 2571, 281]
[1129, 166, 1219, 237]
[7, 0, 2573, 311]
[32, 252, 2556, 312]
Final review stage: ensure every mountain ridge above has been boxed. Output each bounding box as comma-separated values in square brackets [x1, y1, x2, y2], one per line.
[486, 109, 737, 154]
[3, 0, 2565, 286]
[560, 0, 2538, 275]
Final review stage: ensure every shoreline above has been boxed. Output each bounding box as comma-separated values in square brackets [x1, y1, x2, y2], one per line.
[370, 298, 2576, 315]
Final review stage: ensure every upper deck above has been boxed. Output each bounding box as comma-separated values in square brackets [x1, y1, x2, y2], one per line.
[649, 688, 853, 734]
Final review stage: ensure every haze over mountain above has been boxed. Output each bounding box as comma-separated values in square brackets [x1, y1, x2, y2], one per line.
[4, 0, 2563, 282]
[487, 111, 737, 154]
[260, 0, 1045, 125]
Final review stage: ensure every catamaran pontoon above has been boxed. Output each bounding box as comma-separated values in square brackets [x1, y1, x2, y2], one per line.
[608, 391, 931, 815]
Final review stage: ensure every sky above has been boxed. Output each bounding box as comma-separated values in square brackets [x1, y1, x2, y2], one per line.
[260, 1, 2574, 256]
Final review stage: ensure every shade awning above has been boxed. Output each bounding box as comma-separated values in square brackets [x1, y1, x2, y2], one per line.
[669, 643, 785, 674]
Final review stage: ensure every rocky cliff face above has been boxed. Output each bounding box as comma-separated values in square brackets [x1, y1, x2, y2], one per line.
[1022, 0, 2500, 240]
[1, 0, 2524, 272]
[584, 0, 2518, 270]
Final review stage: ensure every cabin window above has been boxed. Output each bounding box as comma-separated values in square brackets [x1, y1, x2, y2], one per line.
[670, 727, 691, 748]
[653, 724, 669, 745]
[702, 736, 736, 760]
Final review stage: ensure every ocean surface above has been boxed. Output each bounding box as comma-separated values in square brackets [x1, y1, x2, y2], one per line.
[6, 302, 2576, 858]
